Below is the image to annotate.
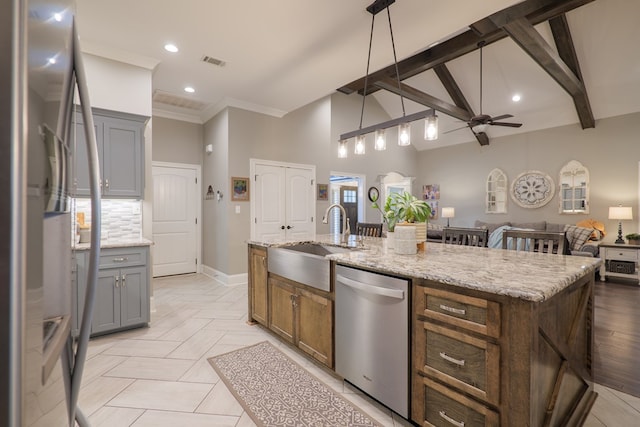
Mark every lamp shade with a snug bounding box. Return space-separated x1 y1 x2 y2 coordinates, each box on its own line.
608 206 633 220
424 114 438 141
441 207 455 218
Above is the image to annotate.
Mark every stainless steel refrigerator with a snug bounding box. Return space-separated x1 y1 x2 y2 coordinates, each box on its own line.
2 1 101 425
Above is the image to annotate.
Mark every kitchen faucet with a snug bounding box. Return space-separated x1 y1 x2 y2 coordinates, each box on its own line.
322 203 351 244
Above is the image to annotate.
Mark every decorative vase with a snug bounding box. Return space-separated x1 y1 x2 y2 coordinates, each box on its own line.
414 222 427 243
394 224 417 255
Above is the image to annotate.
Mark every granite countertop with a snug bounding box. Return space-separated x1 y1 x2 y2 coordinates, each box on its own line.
249 234 603 302
73 237 153 251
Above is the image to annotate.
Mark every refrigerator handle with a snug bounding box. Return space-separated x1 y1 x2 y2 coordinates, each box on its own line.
66 19 102 427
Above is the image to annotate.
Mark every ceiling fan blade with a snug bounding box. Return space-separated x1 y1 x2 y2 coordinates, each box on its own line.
443 124 470 134
491 121 522 128
489 114 513 121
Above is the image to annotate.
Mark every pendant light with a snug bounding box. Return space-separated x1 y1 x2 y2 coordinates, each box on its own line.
337 0 437 157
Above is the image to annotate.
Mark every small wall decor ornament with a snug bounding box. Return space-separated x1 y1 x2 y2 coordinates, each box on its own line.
511 170 555 208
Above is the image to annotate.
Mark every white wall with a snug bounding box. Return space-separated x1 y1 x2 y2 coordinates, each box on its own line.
416 112 640 241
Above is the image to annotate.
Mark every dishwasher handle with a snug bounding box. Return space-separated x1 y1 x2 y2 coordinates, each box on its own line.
336 274 405 300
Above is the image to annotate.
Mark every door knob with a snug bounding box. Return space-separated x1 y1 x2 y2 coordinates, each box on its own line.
287 225 293 229
281 225 285 230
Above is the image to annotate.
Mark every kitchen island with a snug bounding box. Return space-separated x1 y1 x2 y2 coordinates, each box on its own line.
248 235 601 426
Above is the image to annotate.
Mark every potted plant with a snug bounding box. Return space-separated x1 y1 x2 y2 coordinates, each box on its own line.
388 191 432 245
625 233 640 245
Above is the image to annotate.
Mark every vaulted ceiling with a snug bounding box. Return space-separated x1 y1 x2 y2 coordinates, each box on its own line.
76 0 640 150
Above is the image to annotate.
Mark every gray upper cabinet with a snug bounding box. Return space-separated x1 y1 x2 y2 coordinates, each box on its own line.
74 108 147 198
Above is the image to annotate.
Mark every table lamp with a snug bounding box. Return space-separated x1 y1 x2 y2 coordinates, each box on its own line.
441 207 455 227
608 205 633 244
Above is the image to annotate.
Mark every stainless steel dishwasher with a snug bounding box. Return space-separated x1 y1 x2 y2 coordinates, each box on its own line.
335 265 410 418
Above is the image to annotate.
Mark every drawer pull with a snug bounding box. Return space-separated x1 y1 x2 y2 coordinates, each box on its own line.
122 274 126 286
113 257 128 263
439 304 466 315
439 352 465 367
439 410 465 427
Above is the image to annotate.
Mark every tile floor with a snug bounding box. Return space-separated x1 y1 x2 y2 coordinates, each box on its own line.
69 273 639 426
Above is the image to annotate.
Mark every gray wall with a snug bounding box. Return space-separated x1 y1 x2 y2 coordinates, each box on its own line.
152 116 203 165
416 112 640 238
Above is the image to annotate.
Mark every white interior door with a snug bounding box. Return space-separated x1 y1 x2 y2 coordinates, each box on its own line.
252 160 315 241
152 163 199 277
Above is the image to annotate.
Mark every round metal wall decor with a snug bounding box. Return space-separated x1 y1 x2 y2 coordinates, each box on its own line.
510 170 555 208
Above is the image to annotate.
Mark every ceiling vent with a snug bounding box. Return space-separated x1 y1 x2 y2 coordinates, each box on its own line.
201 55 226 67
153 90 209 111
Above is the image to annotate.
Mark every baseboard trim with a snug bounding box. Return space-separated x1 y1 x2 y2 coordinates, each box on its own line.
202 265 248 287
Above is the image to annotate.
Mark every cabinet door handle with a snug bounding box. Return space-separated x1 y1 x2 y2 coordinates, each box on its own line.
105 178 110 189
113 257 128 263
439 410 465 427
286 225 293 229
439 304 465 315
122 274 126 286
115 276 119 288
439 352 465 367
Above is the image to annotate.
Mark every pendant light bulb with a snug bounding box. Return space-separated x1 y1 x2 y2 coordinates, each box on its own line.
424 113 438 141
398 122 411 146
338 140 348 158
374 129 386 151
354 135 366 155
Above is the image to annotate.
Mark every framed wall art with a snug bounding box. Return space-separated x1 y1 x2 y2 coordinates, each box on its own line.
317 183 328 201
510 170 554 208
231 177 250 201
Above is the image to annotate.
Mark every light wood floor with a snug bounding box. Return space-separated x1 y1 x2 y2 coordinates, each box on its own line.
593 277 640 397
53 274 639 426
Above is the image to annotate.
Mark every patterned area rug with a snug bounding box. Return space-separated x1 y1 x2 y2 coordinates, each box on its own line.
208 341 381 427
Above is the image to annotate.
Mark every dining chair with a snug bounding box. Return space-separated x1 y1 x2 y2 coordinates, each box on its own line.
442 227 489 247
502 230 567 254
355 222 383 237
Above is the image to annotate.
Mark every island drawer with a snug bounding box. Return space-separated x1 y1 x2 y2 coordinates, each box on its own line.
603 247 638 262
416 286 500 339
416 321 500 406
413 375 499 427
99 247 147 269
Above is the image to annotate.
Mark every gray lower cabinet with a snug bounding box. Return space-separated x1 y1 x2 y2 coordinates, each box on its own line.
74 108 147 198
73 246 150 336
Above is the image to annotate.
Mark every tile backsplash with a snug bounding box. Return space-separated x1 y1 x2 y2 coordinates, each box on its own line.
74 199 142 240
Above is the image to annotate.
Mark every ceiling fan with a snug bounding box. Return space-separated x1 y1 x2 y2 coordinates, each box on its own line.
445 41 522 135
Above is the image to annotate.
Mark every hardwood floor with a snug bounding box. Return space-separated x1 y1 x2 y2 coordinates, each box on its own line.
594 277 640 397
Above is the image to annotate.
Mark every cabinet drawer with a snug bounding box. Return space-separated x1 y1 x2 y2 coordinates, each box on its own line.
418 322 500 405
417 376 499 427
99 247 147 269
605 247 638 262
417 286 500 338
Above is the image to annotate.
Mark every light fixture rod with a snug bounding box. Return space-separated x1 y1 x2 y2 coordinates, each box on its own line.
340 109 435 141
387 6 405 117
359 13 376 130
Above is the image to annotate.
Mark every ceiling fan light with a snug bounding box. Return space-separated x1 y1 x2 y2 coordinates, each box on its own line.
338 140 348 158
472 123 488 133
398 122 411 146
374 129 386 151
424 114 438 140
354 135 366 155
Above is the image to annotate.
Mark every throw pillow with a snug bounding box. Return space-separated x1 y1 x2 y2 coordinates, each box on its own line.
564 225 593 251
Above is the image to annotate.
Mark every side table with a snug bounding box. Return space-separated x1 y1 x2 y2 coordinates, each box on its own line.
599 242 640 282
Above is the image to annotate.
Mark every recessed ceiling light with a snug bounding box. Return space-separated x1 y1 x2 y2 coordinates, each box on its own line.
512 94 522 102
164 44 179 53
184 86 195 93
53 13 63 22
48 57 57 65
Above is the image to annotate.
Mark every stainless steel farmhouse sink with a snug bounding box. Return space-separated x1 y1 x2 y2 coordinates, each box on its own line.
267 243 354 292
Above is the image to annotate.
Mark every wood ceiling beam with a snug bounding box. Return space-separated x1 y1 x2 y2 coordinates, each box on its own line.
337 0 594 95
499 16 595 128
372 76 471 121
433 64 491 146
549 14 595 128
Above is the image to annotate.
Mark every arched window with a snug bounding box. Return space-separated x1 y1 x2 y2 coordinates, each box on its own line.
559 160 589 214
486 168 507 214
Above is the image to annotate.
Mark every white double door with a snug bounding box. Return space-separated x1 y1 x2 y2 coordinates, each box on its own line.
252 160 315 242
